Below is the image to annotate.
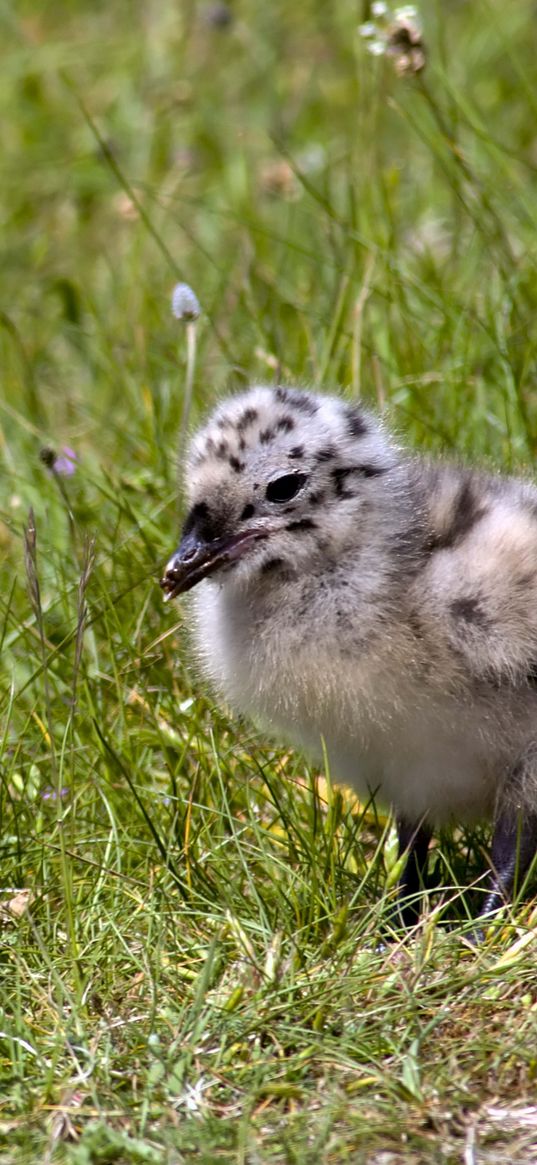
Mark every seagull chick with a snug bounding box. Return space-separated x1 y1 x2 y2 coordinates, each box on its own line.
161 384 537 923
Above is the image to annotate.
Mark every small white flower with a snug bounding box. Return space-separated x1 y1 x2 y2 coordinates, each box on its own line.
368 40 386 55
372 1 389 16
175 1075 212 1114
394 4 419 21
358 21 377 38
172 282 201 322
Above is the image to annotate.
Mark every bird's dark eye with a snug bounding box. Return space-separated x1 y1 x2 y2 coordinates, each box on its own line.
265 473 308 503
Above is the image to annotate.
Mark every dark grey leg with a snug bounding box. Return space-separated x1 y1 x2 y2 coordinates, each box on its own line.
478 802 537 919
394 817 432 926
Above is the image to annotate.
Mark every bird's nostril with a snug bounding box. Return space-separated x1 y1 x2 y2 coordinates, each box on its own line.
165 551 190 577
240 503 255 522
182 546 198 562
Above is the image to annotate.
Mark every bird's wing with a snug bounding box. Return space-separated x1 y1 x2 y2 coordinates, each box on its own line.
417 471 537 687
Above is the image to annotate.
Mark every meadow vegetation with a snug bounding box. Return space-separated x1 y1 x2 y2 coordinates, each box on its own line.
2 1 537 1161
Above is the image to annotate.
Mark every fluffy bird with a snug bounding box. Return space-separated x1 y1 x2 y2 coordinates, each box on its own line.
161 384 537 923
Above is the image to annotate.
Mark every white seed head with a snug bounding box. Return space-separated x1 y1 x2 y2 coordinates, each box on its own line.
171 282 201 322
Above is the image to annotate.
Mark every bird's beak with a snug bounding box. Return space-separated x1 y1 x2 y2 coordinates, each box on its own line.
160 526 268 600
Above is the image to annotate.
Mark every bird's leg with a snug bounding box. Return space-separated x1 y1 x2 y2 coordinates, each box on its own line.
478 801 537 919
393 816 432 926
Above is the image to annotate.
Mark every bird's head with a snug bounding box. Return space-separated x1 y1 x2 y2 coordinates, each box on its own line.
161 385 399 599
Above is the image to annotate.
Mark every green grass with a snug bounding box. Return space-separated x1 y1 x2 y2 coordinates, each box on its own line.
3 1 537 1161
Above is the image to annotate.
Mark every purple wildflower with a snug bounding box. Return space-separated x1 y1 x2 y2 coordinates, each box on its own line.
54 447 78 477
42 786 70 801
40 446 78 477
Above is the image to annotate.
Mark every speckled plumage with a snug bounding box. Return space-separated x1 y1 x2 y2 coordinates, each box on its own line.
162 384 537 920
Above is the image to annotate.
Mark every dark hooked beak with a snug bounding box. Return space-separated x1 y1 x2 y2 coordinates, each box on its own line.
160 526 268 600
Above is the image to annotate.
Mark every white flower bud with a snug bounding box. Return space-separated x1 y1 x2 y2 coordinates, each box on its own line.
171 282 201 322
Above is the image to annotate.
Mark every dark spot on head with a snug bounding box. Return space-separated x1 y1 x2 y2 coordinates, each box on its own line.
182 501 209 536
238 437 246 452
182 500 219 542
236 407 258 432
259 428 274 444
308 491 325 506
289 445 304 460
275 387 292 405
331 463 388 497
344 406 369 439
260 556 285 574
429 478 487 553
332 467 356 499
450 596 491 627
217 416 233 429
275 387 318 415
216 441 229 459
253 482 259 491
356 463 389 478
275 415 295 433
239 503 255 522
229 455 245 473
286 518 317 532
315 447 337 463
